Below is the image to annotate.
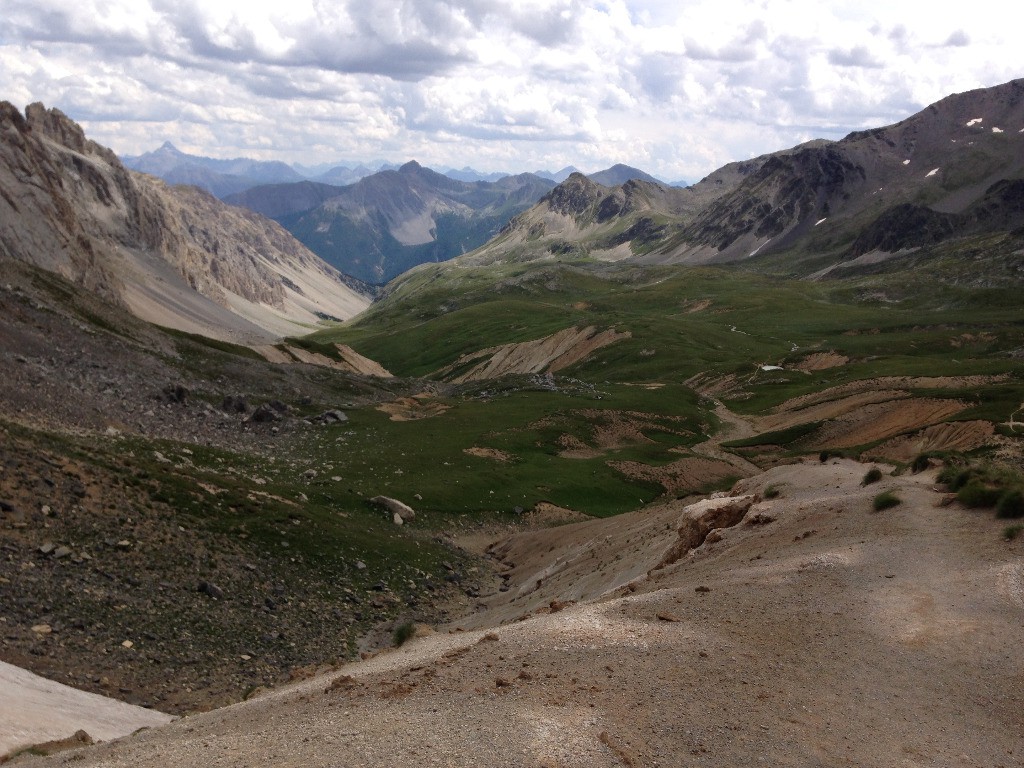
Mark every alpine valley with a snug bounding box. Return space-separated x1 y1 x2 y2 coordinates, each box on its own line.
1 80 1023 768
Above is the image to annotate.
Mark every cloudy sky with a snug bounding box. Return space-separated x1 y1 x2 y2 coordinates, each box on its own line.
2 0 1019 181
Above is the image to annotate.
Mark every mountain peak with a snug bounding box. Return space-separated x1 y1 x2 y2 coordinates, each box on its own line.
398 160 422 173
158 141 180 152
24 102 88 154
589 164 661 187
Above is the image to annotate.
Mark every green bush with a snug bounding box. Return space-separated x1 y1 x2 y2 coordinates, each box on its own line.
951 468 982 492
872 491 900 511
910 454 931 474
392 621 416 647
995 489 1024 519
956 481 1002 509
1004 524 1024 541
819 450 830 463
763 485 781 499
862 467 884 485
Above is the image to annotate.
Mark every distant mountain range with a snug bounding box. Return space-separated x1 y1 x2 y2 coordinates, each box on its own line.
123 144 672 198
122 145 674 281
219 163 676 283
225 162 555 283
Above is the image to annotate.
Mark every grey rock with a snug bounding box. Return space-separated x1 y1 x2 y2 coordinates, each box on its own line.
369 495 416 522
198 580 225 600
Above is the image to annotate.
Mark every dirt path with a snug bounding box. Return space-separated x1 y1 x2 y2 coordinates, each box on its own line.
689 397 761 474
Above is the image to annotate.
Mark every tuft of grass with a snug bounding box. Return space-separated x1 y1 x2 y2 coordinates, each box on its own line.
872 491 901 511
763 484 781 499
995 489 1024 519
862 467 884 485
957 480 1003 509
910 454 932 474
1004 524 1024 541
392 621 416 647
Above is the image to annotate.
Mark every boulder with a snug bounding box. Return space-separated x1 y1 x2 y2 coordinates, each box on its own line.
250 403 281 423
198 580 225 600
222 395 248 414
369 496 416 523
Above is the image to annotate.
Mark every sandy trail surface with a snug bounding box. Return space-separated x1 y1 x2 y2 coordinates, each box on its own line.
27 459 1024 768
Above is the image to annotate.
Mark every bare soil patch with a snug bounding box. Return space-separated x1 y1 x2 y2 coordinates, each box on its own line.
867 420 996 462
463 447 514 463
555 409 692 459
376 394 450 421
792 351 849 371
438 326 630 383
770 374 1007 413
608 455 739 495
799 397 970 450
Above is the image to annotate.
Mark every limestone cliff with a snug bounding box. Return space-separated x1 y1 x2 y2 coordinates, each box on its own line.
0 102 371 342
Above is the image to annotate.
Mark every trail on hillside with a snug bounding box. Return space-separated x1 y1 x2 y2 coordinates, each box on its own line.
689 397 761 474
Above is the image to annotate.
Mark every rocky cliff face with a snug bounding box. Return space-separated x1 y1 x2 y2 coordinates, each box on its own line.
0 102 371 342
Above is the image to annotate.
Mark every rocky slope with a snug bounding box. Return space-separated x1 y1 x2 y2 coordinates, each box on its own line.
466 79 1024 270
0 103 371 343
0 259 473 717
20 459 1024 767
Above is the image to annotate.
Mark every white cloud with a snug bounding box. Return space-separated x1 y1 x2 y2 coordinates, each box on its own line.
0 0 1019 181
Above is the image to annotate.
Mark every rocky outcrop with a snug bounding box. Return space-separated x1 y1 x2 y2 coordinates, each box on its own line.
654 493 758 570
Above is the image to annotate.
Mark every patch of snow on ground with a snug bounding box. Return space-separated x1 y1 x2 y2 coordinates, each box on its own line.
966 118 984 127
815 218 827 226
760 365 784 371
926 168 940 178
993 127 1004 133
902 159 910 165
748 238 771 257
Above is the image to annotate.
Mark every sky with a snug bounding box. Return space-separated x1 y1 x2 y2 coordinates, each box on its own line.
2 0 1020 182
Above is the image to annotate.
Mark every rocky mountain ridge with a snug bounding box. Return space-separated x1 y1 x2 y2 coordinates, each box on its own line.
466 79 1024 271
0 103 372 343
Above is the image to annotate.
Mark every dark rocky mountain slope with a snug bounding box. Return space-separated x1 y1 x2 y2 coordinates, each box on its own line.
466 79 1024 271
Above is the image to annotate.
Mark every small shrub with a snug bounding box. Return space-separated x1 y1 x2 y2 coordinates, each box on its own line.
956 481 1002 509
862 467 883 485
995 489 1024 519
873 491 900 511
819 450 830 463
392 621 416 647
1004 524 1024 541
910 454 931 474
948 468 979 492
763 485 781 499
